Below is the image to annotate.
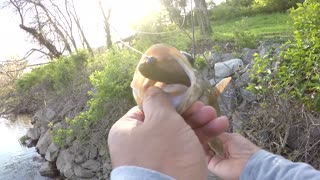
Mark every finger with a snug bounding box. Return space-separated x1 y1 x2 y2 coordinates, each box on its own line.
195 116 229 142
120 106 144 122
186 106 218 129
182 101 205 118
142 86 177 122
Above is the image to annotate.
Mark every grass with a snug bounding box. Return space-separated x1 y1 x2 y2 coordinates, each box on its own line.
211 13 293 42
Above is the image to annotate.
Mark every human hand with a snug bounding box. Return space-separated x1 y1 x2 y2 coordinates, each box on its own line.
108 87 229 179
208 133 260 180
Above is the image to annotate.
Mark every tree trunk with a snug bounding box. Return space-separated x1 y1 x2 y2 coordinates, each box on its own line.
194 0 212 37
99 0 113 49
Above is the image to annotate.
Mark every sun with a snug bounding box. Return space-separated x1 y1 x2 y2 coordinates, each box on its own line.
105 0 163 38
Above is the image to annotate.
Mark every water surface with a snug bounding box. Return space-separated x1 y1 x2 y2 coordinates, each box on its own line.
0 115 51 180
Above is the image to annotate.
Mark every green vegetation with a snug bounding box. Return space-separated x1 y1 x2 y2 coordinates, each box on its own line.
13 0 319 152
50 49 139 147
16 51 89 95
248 0 320 111
212 13 292 43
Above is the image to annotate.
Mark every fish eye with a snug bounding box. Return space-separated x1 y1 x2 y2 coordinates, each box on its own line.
146 56 157 64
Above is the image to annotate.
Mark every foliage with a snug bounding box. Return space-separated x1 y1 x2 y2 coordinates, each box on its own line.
248 0 320 111
232 17 257 49
51 49 140 145
210 2 259 21
253 0 304 12
195 52 210 70
16 51 88 94
211 13 292 43
132 10 191 51
210 0 303 21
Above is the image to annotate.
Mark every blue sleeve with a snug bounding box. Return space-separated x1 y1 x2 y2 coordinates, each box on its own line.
241 150 320 180
111 166 175 180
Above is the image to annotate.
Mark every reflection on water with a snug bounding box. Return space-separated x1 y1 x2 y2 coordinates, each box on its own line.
0 115 51 180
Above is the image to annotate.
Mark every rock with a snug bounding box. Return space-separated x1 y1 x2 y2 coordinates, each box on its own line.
33 108 57 128
242 49 258 65
98 145 107 157
210 51 223 63
25 139 37 148
27 128 41 140
62 162 74 178
258 42 280 58
219 83 236 116
88 145 98 159
235 71 251 88
240 88 257 102
81 159 101 172
36 129 52 156
214 59 244 78
70 140 81 153
221 53 236 62
56 149 75 170
45 142 60 162
74 165 94 178
39 162 59 177
232 111 247 133
74 153 87 164
102 161 112 175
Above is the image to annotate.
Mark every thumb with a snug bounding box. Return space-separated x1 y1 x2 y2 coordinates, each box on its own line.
142 86 177 123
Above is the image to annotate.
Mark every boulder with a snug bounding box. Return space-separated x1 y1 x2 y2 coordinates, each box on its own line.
214 59 244 78
74 164 94 178
258 42 280 58
242 49 258 65
235 71 251 88
39 161 59 177
26 128 41 140
240 88 257 103
25 139 37 148
81 159 101 172
36 129 52 156
102 161 112 177
33 108 57 128
45 142 60 162
62 162 74 179
210 51 223 63
221 53 236 62
56 149 75 170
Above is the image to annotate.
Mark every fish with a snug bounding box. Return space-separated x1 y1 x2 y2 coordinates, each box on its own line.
131 44 231 156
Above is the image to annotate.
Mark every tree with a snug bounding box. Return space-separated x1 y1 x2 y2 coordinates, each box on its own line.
98 0 112 49
160 0 187 26
194 0 212 37
5 0 93 59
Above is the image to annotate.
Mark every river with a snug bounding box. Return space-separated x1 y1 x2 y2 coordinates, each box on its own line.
0 115 51 180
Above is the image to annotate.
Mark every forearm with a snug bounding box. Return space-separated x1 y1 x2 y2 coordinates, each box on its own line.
241 150 320 180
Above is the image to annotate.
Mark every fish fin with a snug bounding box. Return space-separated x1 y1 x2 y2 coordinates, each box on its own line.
213 77 232 97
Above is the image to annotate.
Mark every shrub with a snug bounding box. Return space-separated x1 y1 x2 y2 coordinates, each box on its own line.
51 49 140 145
248 0 320 111
16 51 89 94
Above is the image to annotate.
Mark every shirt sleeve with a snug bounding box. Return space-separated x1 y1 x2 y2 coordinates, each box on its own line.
111 166 175 180
241 150 320 180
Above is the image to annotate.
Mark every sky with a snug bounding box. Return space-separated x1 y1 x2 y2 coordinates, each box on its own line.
0 0 225 64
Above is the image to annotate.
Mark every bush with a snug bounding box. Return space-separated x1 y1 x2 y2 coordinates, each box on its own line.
248 0 320 111
51 49 140 145
16 51 89 94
